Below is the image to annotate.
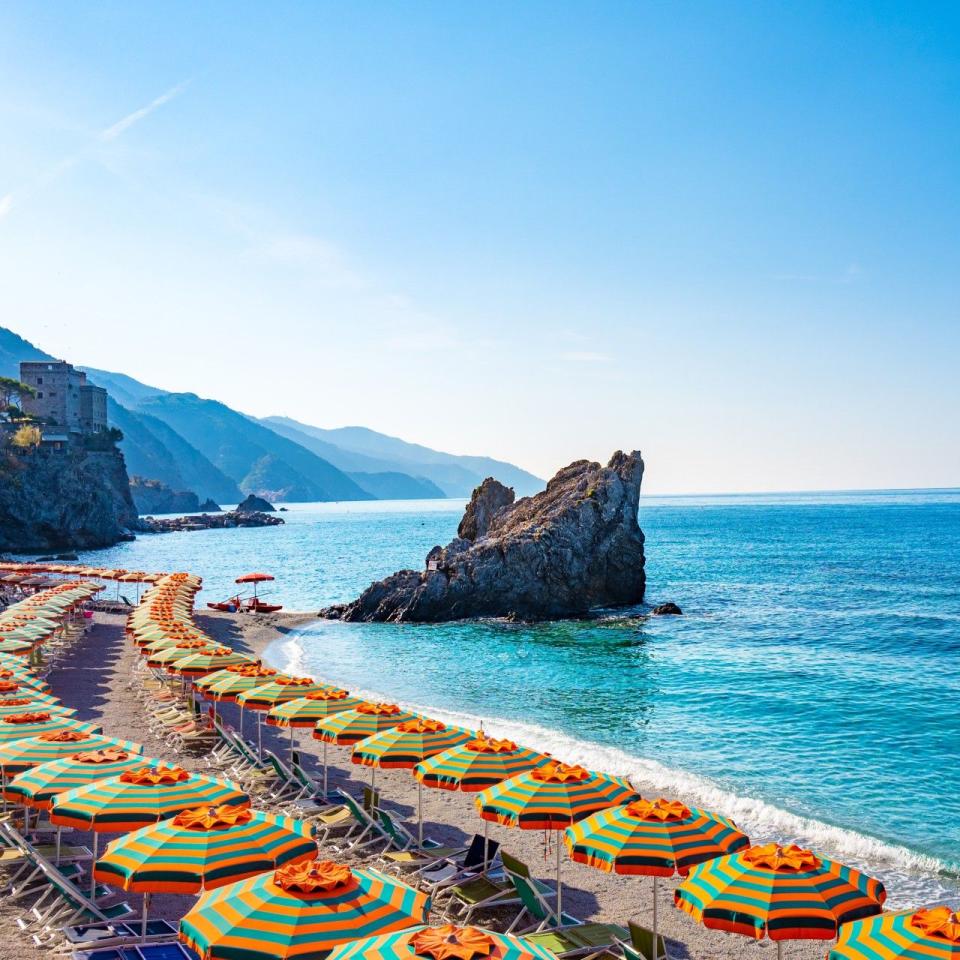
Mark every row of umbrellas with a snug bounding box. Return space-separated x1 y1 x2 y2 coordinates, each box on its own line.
3 565 958 960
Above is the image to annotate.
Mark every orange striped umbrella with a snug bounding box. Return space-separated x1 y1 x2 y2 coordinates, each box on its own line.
476 760 638 920
179 859 429 960
0 730 143 775
565 798 749 950
829 906 960 960
0 713 101 743
675 842 886 959
352 718 474 846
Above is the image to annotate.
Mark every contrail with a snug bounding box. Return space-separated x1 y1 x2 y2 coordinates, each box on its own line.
99 79 190 141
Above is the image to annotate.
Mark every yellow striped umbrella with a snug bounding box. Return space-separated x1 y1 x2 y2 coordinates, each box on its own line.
147 641 218 669
169 647 257 677
565 798 750 950
0 713 101 744
0 699 74 718
326 924 559 960
205 666 283 702
353 718 475 846
0 730 143 775
237 677 331 756
266 688 363 767
5 748 155 809
829 906 960 960
476 760 639 920
179 859 429 960
675 842 886 960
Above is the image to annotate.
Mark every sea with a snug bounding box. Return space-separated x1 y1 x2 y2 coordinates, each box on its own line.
77 488 960 908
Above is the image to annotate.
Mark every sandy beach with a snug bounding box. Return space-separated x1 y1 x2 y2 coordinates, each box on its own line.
0 606 843 960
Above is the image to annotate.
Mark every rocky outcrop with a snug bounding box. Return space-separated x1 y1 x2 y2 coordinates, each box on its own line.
0 445 140 552
129 476 210 515
141 509 283 533
198 498 221 512
236 493 276 513
322 450 645 622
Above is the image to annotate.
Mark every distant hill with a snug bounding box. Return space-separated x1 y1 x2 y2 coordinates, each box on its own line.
0 324 544 504
262 416 544 497
135 393 373 502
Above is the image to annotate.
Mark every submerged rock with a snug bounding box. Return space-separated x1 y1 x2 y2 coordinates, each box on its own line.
321 450 646 623
651 602 683 616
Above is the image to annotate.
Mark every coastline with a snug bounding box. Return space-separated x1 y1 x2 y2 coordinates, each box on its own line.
16 608 952 960
241 613 957 914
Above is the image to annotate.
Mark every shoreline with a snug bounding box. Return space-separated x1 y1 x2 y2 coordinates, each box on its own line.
234 612 958 913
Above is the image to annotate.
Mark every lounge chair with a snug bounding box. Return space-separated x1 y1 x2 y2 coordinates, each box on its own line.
501 850 571 932
525 923 631 959
374 809 463 868
438 871 520 925
65 919 179 949
73 943 199 960
615 920 668 960
420 834 500 891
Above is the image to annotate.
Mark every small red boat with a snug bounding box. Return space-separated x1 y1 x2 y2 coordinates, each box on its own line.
207 596 242 613
244 597 283 614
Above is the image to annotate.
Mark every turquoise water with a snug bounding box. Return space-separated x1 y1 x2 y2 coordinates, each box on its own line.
79 490 960 906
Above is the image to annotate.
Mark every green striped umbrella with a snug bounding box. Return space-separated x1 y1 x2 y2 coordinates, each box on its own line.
565 797 750 949
147 642 218 669
238 677 332 757
236 677 331 710
179 859 430 960
413 736 548 793
314 703 416 798
95 803 316 893
0 731 143 775
353 718 475 846
0 713 101 744
829 906 960 960
5 748 156 809
169 648 257 677
205 668 283 702
476 760 639 920
0 700 75 719
97 802 317 940
266 689 363 766
326 923 558 960
0 690 62 707
675 842 886 958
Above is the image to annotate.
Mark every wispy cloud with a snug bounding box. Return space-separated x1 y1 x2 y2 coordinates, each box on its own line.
563 350 613 363
99 80 190 142
0 80 190 222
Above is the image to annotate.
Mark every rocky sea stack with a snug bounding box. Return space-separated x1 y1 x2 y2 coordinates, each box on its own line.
322 450 645 623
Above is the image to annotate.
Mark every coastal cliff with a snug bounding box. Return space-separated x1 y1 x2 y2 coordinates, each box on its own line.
0 444 139 552
322 450 645 622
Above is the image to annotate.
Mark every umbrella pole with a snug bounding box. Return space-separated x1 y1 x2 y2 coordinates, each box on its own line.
777 944 782 960
653 876 659 960
257 713 263 758
290 725 295 762
322 740 328 797
1 772 6 814
418 781 423 848
484 820 489 867
555 835 563 922
239 705 244 737
55 826 62 865
142 891 150 942
90 832 98 897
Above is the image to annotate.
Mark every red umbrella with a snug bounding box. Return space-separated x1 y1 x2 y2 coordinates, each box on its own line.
234 573 275 602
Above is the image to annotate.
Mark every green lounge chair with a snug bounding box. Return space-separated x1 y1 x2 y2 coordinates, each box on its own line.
501 850 572 932
439 872 521 925
526 923 631 959
616 920 668 960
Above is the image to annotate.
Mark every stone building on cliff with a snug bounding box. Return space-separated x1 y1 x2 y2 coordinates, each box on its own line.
19 360 107 436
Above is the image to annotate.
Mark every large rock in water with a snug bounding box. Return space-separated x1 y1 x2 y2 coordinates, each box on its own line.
322 450 645 622
236 493 276 513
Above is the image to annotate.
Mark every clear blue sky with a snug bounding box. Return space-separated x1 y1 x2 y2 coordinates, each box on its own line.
1 2 957 493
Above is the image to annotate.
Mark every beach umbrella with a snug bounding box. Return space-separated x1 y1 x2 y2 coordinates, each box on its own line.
414 735 549 864
0 730 142 775
326 923 558 960
5 748 155 808
0 690 62 708
565 798 750 954
314 702 417 796
51 764 249 894
237 677 330 756
353 718 475 846
169 647 257 678
829 905 960 960
0 712 101 744
204 665 282 701
476 760 639 921
95 802 317 940
0 699 75 718
234 572 274 602
147 641 218 669
266 688 362 762
675 842 886 959
179 858 429 960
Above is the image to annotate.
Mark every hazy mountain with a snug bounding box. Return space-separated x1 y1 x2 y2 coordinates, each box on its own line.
135 393 373 502
262 416 544 497
1 324 543 503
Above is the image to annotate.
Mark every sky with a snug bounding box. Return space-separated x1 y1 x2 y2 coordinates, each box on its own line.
0 2 958 494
